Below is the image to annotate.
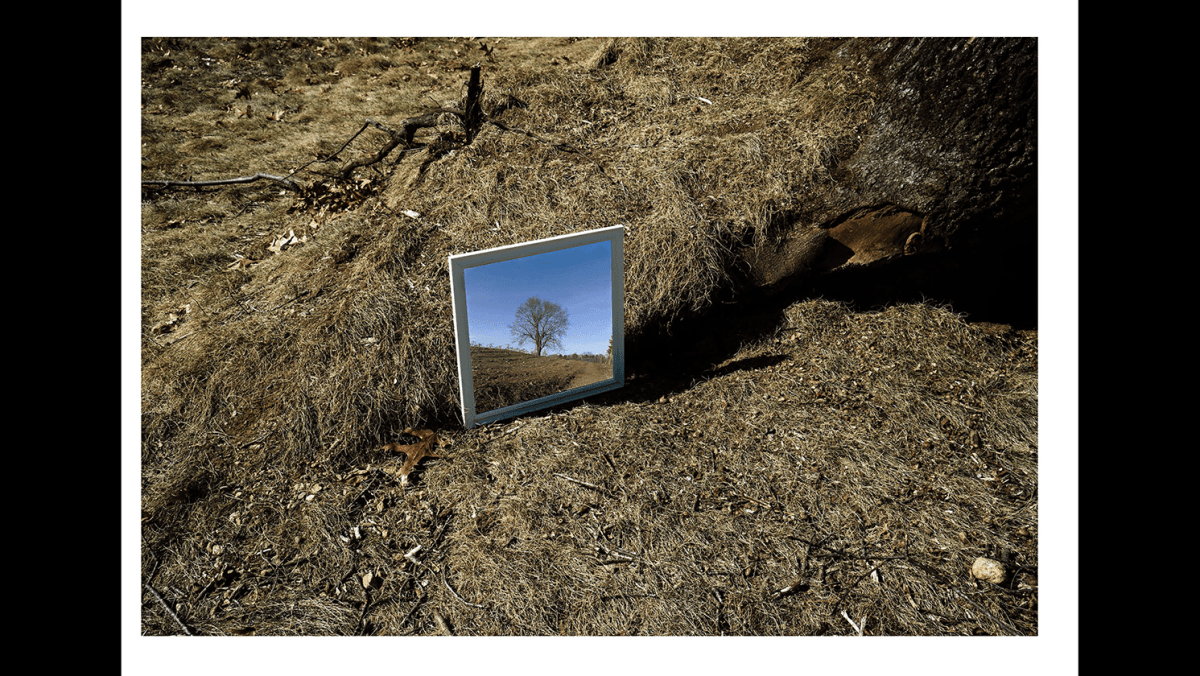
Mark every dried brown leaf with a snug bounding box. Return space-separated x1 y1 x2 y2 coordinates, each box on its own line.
379 428 446 485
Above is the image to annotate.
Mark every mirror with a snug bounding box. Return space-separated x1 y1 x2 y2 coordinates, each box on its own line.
449 225 625 428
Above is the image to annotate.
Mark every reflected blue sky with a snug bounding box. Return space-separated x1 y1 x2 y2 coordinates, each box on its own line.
463 241 612 356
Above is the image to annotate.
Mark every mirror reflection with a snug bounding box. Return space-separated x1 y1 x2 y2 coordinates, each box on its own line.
464 241 613 415
449 225 624 428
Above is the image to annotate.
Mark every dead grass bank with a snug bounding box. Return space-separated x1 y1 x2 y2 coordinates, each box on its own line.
139 38 1037 636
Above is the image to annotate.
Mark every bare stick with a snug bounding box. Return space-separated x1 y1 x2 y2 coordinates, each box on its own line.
442 569 486 609
558 472 623 500
275 120 378 180
464 64 484 139
337 131 407 180
398 592 426 629
554 473 609 494
144 582 194 636
483 116 613 183
357 590 374 634
330 120 380 159
143 173 303 191
404 545 423 565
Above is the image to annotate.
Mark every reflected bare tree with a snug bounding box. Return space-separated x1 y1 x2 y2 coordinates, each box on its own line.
509 297 569 357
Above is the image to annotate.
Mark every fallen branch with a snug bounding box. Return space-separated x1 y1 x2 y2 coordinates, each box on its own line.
142 64 612 199
144 582 194 636
335 110 463 179
142 172 302 192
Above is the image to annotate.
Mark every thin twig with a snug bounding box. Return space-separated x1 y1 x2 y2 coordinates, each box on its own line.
555 473 612 495
285 120 377 180
485 118 615 184
841 609 865 636
398 591 426 629
728 491 772 508
144 582 194 636
442 569 486 609
142 173 302 191
792 536 909 563
595 542 639 561
357 590 373 635
953 589 1024 636
808 550 908 561
428 512 453 551
404 545 422 565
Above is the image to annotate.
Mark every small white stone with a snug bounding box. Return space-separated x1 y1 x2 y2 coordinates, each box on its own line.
971 557 1006 584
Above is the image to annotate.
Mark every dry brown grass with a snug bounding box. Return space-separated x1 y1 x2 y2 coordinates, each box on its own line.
139 38 1038 637
141 296 1038 637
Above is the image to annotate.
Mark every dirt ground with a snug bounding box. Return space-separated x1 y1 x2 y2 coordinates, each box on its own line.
471 346 613 413
138 38 1042 643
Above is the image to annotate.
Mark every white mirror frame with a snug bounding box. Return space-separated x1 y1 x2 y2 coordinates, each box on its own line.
449 225 625 428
